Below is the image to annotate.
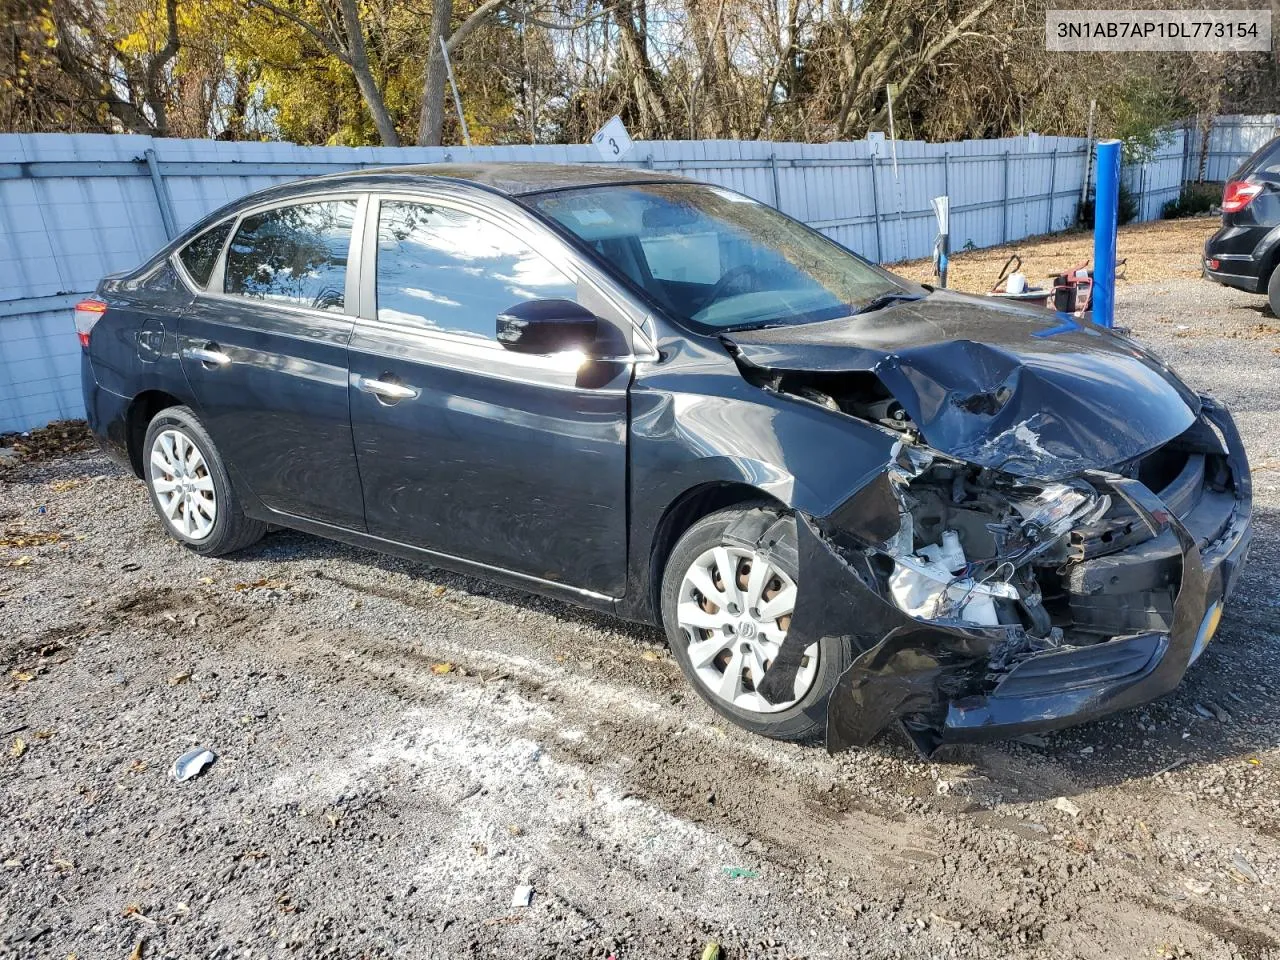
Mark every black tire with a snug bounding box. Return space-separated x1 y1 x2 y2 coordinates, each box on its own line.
1268 263 1280 319
660 503 853 742
142 405 267 557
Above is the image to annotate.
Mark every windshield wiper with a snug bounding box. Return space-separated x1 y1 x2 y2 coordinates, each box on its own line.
851 291 924 315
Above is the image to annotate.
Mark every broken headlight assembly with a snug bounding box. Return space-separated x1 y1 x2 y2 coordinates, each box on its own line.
868 442 1111 639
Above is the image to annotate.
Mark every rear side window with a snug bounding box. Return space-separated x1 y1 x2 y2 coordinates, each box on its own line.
224 200 357 313
178 221 232 288
374 200 578 340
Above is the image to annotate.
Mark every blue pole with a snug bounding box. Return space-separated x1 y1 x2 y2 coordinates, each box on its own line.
1092 139 1121 328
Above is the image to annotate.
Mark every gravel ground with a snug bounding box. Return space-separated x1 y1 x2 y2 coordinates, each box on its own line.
3 236 1280 959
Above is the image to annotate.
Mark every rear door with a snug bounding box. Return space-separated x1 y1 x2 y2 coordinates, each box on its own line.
178 195 367 530
347 191 635 596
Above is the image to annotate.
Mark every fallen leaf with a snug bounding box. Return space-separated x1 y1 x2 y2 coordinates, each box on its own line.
641 649 661 662
5 556 32 567
0 530 61 548
168 671 192 686
430 662 455 675
198 576 214 585
10 670 34 682
234 577 289 591
129 940 144 960
52 479 82 493
9 738 27 758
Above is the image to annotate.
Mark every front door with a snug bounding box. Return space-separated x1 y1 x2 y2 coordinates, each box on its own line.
347 195 630 596
179 196 366 530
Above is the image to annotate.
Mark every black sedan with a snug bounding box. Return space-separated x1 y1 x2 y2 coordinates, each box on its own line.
79 164 1252 754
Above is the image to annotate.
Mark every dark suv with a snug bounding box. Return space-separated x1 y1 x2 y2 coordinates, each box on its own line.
1203 133 1280 315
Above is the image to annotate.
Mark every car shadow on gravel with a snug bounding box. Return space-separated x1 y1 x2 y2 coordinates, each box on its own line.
225 526 667 647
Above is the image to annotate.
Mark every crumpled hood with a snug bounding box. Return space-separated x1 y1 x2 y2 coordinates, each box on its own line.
724 289 1200 480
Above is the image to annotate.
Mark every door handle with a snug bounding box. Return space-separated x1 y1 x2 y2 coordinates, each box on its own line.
183 344 231 368
356 376 420 402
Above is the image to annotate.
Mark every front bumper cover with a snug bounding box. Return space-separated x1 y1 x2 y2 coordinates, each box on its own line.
786 397 1252 757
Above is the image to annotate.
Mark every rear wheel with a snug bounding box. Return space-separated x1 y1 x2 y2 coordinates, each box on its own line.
660 504 853 742
1268 263 1280 318
143 406 267 557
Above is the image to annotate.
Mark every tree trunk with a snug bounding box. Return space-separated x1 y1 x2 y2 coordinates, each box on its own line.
417 0 454 145
337 0 400 145
613 0 669 137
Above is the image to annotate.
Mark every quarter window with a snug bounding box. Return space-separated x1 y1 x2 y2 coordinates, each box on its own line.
375 200 578 340
178 220 233 288
224 200 356 312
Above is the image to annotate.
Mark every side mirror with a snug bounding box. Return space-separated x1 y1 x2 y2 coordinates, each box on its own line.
496 299 599 355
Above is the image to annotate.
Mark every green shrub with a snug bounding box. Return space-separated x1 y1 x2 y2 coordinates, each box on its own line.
1078 183 1139 226
1161 182 1221 219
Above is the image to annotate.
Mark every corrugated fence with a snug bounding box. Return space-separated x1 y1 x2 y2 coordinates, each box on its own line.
0 121 1235 433
1187 113 1280 183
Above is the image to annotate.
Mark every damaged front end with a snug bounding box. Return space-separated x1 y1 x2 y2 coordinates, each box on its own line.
721 298 1252 753
757 398 1252 756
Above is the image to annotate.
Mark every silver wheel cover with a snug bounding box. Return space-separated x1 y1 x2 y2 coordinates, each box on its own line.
676 545 818 714
148 428 218 541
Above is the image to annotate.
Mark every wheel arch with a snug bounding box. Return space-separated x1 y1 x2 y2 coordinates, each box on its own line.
125 389 186 477
645 481 788 626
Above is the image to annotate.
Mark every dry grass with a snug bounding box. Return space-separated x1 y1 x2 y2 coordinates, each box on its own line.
893 216 1220 293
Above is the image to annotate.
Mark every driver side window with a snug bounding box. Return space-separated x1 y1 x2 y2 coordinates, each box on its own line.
374 200 580 341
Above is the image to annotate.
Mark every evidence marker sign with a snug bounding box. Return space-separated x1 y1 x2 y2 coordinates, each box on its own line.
592 116 635 162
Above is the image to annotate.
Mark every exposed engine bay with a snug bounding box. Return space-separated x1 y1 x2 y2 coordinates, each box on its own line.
880 448 1110 639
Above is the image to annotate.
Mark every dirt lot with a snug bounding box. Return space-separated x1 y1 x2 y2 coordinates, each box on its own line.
3 219 1280 960
894 216 1225 290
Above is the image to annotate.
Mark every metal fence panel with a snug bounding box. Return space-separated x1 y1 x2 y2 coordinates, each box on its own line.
1184 114 1280 182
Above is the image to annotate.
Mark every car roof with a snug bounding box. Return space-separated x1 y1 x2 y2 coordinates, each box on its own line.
285 162 691 199
372 162 686 195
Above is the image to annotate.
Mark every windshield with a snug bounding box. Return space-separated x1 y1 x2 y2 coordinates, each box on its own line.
526 183 915 331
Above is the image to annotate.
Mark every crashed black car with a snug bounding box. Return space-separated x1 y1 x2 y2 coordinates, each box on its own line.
80 164 1252 755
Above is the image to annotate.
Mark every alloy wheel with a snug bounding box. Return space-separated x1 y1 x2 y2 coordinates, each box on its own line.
676 545 818 713
148 428 217 541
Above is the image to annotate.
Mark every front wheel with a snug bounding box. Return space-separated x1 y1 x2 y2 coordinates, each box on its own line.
143 405 267 557
1268 264 1280 318
660 504 853 742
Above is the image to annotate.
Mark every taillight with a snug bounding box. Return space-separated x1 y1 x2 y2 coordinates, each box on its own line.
74 299 107 348
1221 179 1263 213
